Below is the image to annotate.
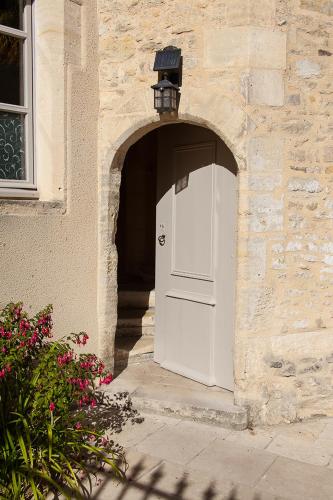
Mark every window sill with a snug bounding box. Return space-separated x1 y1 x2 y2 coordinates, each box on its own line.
0 188 40 200
0 192 66 216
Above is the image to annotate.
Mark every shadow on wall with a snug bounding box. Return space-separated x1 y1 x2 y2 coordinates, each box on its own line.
92 464 264 500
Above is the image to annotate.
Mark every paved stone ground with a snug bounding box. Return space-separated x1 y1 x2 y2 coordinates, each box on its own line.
90 410 333 499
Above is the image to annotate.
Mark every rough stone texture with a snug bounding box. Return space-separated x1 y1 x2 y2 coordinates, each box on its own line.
97 0 333 429
0 0 332 427
204 27 287 69
296 59 321 78
300 0 333 15
246 69 285 107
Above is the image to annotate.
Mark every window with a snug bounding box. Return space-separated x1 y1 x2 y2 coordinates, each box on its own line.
0 1 34 194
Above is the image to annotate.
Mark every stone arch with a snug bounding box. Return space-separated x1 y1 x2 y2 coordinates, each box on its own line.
97 99 249 389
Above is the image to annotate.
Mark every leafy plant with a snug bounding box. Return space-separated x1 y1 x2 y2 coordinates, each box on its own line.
0 302 124 499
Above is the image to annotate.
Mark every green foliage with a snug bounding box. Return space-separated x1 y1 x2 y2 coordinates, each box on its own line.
0 303 123 499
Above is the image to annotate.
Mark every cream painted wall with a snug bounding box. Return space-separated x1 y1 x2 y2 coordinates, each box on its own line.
0 0 99 352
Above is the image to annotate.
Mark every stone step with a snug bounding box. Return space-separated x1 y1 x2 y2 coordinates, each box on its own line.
116 325 155 337
117 308 155 327
114 336 154 374
117 307 155 337
106 360 248 431
131 386 248 431
118 289 155 309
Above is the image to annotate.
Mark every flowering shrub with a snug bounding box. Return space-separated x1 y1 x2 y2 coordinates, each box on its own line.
0 302 123 499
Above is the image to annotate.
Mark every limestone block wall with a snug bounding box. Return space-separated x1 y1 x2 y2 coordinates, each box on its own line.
0 0 100 352
98 0 333 424
236 0 333 424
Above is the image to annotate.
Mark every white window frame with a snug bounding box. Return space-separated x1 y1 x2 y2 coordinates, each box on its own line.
0 1 35 194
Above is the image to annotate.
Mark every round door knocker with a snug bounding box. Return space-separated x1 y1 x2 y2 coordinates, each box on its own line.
158 234 166 246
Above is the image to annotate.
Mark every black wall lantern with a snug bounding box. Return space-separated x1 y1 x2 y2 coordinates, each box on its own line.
151 46 182 113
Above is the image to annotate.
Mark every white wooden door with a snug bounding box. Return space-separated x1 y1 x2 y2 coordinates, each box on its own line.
154 124 237 390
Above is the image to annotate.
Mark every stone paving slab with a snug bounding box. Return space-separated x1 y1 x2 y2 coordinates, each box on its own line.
225 428 276 450
271 420 327 441
95 364 333 500
266 433 331 466
257 456 333 500
90 453 289 500
111 414 170 449
319 422 333 440
188 437 277 487
123 459 288 500
125 460 236 500
135 419 229 466
89 412 333 500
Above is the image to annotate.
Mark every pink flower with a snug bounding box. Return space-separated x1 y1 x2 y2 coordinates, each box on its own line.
14 307 22 318
19 320 30 331
80 360 94 370
98 363 105 374
75 422 82 430
82 333 89 345
0 364 11 379
101 437 109 447
57 351 73 366
90 399 97 408
75 333 89 346
28 331 39 346
49 402 55 412
77 394 90 407
100 373 113 385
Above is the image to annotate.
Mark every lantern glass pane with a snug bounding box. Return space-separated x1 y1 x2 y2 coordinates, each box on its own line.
164 89 171 97
163 95 171 109
155 97 162 109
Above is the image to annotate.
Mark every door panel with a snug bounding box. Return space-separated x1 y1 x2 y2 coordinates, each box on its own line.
164 298 214 385
172 143 215 280
154 124 237 390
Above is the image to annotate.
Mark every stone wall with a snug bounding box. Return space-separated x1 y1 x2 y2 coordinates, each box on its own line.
237 0 333 424
98 0 333 424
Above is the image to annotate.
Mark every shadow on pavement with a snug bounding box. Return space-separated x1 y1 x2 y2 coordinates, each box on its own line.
85 390 143 430
82 393 265 500
91 458 264 500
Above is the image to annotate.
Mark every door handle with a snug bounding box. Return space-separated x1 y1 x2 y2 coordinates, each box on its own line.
158 234 166 246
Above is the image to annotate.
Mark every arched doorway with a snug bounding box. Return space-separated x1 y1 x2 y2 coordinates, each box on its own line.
115 123 238 390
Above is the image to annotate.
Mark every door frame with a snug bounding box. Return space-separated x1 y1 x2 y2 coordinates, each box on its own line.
97 107 248 405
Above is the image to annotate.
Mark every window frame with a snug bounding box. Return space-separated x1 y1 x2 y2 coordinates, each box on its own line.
0 1 35 193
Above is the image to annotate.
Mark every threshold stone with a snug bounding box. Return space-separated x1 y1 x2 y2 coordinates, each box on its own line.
105 360 248 431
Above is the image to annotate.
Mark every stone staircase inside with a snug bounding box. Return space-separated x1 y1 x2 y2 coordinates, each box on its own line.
114 289 155 375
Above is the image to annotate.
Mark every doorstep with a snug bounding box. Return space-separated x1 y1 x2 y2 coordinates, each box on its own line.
104 359 248 431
